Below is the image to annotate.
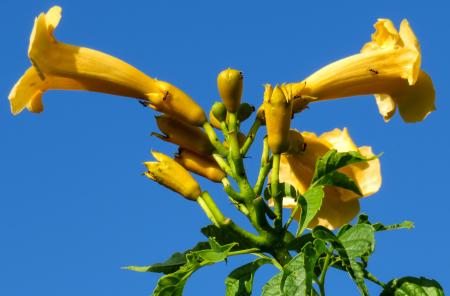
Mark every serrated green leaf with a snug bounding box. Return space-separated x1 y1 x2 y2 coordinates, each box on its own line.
261 253 307 296
381 276 444 296
296 186 324 236
123 241 210 274
338 224 375 258
262 272 284 296
314 171 362 195
197 237 238 262
312 149 369 183
152 238 240 296
123 252 186 274
372 220 414 232
312 226 369 296
302 241 326 295
225 258 271 296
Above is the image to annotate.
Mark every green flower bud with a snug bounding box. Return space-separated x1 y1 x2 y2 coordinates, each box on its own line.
237 103 255 122
211 101 227 122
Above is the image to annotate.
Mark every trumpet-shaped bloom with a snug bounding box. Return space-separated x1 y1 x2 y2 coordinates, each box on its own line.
144 151 201 201
279 128 381 230
288 19 435 123
9 6 206 126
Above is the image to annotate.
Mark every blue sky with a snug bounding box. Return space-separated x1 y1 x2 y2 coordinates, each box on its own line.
1 0 449 295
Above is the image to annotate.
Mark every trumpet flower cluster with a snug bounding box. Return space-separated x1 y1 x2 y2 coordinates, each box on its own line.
9 6 443 296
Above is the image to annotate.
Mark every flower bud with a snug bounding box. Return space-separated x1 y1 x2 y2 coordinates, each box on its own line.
211 101 227 122
144 151 201 200
237 103 255 122
154 115 214 155
264 84 293 154
217 68 243 113
175 149 226 182
148 80 207 126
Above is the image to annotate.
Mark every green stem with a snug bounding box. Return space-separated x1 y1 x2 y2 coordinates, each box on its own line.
240 119 262 156
228 248 261 256
221 178 246 202
203 122 228 156
228 112 246 179
318 252 332 296
198 191 226 225
253 137 272 196
213 153 234 177
271 153 282 230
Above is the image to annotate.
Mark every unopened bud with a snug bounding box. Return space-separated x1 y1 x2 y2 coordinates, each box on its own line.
217 68 243 113
144 151 201 200
237 103 255 122
211 101 227 122
154 115 214 155
175 149 226 182
264 84 293 154
148 80 207 126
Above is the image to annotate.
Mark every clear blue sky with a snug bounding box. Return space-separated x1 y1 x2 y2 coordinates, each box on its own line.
1 0 448 295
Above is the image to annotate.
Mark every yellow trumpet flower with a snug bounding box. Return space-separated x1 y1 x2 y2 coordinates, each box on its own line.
9 6 206 126
144 151 201 201
288 19 435 123
279 128 381 230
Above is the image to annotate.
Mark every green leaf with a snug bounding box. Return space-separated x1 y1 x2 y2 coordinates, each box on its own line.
312 149 369 183
196 237 238 262
296 186 324 236
264 182 299 201
381 276 444 296
338 224 375 258
262 253 307 296
314 171 362 195
372 221 414 232
152 238 240 296
225 258 271 296
302 241 327 295
312 226 369 296
123 241 209 274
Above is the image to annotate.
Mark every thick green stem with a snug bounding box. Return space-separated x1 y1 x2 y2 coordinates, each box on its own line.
271 153 283 230
221 178 246 202
198 191 226 225
213 153 234 177
227 112 246 179
240 119 262 156
203 122 228 156
253 137 272 196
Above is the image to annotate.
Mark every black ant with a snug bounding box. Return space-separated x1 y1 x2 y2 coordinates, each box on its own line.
369 68 379 75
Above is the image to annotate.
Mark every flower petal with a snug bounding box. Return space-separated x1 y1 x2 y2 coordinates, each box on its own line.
308 187 360 230
394 70 436 122
375 94 397 122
